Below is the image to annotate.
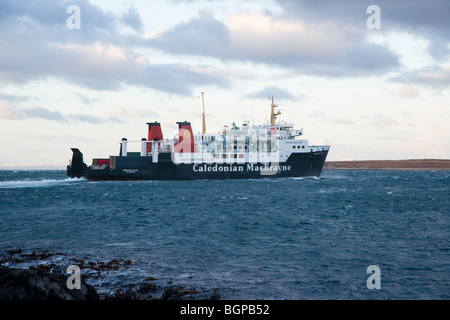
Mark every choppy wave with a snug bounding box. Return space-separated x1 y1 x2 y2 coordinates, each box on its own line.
1 169 449 299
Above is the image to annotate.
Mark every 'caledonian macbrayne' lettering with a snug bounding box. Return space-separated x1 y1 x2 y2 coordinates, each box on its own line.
192 163 292 173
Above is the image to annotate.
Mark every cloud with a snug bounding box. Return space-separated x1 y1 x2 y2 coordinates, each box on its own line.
121 6 144 33
307 110 354 125
330 118 355 125
0 0 117 40
24 106 66 122
108 106 157 119
283 1 450 86
1 0 447 94
244 86 297 101
363 113 399 127
411 67 450 87
224 12 368 64
0 1 229 95
308 111 327 118
151 10 230 57
69 113 123 124
0 93 31 103
276 0 450 61
276 0 450 29
398 85 419 98
392 66 450 89
150 10 399 76
0 100 122 124
0 101 23 119
76 93 100 106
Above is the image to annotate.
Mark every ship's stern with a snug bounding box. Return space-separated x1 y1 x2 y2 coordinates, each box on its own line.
67 148 87 178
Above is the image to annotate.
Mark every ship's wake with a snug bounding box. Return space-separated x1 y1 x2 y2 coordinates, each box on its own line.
0 177 85 189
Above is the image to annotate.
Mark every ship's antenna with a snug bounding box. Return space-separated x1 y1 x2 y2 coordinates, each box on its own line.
201 92 206 134
270 96 281 126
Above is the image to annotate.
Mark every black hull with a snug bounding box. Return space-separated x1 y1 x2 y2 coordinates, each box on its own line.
67 150 329 181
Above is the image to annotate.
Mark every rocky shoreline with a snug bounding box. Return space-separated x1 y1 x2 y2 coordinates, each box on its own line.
0 249 221 300
324 159 450 170
0 265 98 300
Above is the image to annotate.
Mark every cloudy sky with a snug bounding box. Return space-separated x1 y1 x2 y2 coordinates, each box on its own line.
0 0 449 168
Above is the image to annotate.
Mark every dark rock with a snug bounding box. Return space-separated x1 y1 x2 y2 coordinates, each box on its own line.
0 265 98 300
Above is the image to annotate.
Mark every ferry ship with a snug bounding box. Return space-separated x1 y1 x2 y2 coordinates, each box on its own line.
67 97 330 180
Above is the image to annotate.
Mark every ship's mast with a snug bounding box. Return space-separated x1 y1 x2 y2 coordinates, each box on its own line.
270 97 281 126
201 92 206 134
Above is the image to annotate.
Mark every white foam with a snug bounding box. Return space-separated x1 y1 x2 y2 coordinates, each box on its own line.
291 176 320 180
0 178 84 189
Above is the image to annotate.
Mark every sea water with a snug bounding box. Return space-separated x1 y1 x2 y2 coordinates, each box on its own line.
0 169 449 299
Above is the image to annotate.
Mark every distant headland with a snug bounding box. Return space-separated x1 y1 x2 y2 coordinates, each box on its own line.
324 159 450 170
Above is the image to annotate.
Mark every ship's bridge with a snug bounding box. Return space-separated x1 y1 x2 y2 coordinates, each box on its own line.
270 123 303 139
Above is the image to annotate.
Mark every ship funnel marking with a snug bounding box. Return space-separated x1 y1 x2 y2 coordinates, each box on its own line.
175 121 196 153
